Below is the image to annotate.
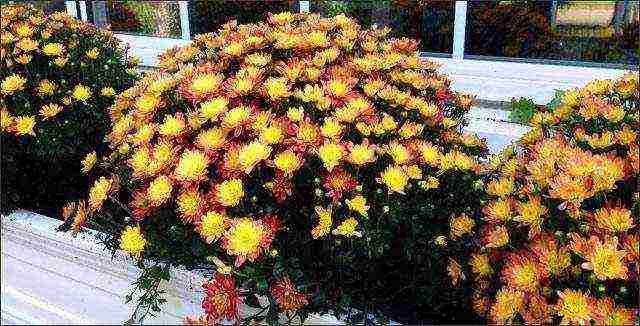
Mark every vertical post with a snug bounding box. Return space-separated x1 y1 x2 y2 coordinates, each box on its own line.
91 1 108 28
299 0 310 13
549 0 558 27
65 1 78 18
452 0 467 60
79 1 88 22
178 1 191 40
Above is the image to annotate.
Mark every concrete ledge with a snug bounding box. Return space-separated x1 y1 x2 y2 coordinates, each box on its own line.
1 210 343 325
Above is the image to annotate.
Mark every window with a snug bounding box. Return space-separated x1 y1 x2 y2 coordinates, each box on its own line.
188 1 296 37
465 0 639 65
22 0 67 14
86 1 183 38
310 0 455 54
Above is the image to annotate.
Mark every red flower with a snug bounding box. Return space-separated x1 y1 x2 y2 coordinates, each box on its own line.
202 274 241 323
322 167 357 203
270 276 309 312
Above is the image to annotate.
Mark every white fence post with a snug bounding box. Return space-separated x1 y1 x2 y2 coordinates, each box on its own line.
79 1 88 22
178 1 191 40
65 1 77 18
452 0 468 60
299 0 310 13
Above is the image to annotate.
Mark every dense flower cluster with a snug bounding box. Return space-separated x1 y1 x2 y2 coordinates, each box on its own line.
0 4 138 140
77 12 486 324
0 4 138 214
448 74 639 324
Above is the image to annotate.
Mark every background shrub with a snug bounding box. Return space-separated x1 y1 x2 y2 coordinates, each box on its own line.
0 4 138 216
448 74 639 324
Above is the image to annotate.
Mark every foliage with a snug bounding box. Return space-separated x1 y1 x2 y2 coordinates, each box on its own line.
508 96 537 125
71 11 488 324
123 262 171 324
0 4 138 215
447 74 639 324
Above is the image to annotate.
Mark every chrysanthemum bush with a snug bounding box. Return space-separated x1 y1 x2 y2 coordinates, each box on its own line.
447 74 639 324
0 4 138 215
69 12 488 324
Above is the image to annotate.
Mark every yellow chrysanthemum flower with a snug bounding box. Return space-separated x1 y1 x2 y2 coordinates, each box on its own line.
54 56 68 67
147 175 173 206
72 85 91 102
450 214 475 239
39 103 63 119
555 289 593 325
312 206 332 239
176 190 202 223
318 143 343 171
593 207 635 233
332 217 361 237
159 114 185 137
81 151 97 174
175 150 209 182
1 74 27 95
286 107 304 122
416 143 439 167
264 77 290 100
385 142 410 164
346 195 369 217
101 87 116 97
225 218 265 259
190 73 221 95
15 23 33 38
42 42 64 56
489 289 525 324
37 80 56 96
85 47 99 60
238 141 271 173
14 116 36 136
259 125 284 145
380 165 409 193
348 142 376 165
403 165 422 180
199 211 228 243
200 97 228 120
274 151 302 175
88 177 111 212
119 226 146 257
222 105 252 129
470 254 493 277
583 237 628 281
320 118 343 139
216 178 244 207
1 109 13 131
196 128 227 151
135 94 161 115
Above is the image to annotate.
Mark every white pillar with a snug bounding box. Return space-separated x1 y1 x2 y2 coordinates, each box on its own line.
299 1 310 13
178 1 191 40
452 0 467 60
79 1 88 22
65 1 77 19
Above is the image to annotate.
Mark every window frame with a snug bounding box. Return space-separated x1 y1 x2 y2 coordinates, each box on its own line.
64 0 635 102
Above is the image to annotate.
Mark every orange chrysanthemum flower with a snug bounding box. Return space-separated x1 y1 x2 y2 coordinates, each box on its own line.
270 276 309 312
